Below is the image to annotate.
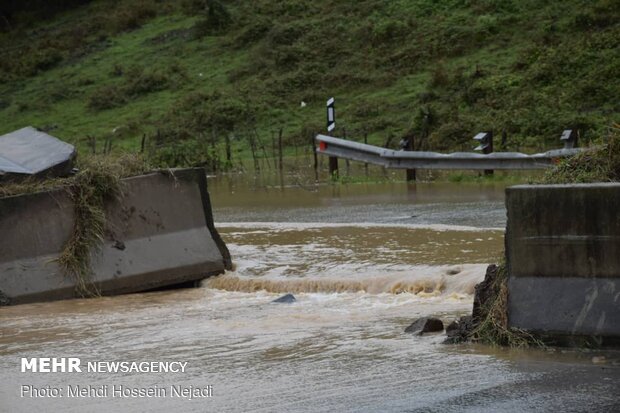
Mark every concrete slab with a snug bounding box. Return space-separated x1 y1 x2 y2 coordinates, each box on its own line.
0 126 76 180
506 183 620 340
508 276 619 337
0 168 231 305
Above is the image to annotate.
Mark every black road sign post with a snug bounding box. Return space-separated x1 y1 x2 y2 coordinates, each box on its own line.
326 97 338 178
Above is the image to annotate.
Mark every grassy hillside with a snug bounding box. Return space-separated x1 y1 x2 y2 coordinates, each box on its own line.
0 0 618 170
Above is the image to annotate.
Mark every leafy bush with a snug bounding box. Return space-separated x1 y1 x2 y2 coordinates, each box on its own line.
193 0 232 38
428 120 474 150
542 124 620 183
87 66 175 111
108 1 157 33
232 19 271 48
87 85 128 110
266 22 308 48
149 129 221 170
124 67 170 96
430 63 450 87
371 19 409 45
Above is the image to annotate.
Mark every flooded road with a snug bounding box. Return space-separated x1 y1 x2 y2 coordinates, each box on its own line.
1 178 618 412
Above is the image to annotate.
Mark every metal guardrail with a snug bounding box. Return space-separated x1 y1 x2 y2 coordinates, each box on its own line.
315 134 583 170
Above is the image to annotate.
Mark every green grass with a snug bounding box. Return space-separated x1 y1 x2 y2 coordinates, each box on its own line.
445 171 532 184
1 0 618 171
540 123 620 183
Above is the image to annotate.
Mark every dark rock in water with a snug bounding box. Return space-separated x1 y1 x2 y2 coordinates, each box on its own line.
404 317 444 335
0 289 10 306
272 293 296 303
473 264 499 323
443 315 474 344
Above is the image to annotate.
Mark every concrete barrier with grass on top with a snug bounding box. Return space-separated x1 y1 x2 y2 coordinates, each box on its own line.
0 168 231 305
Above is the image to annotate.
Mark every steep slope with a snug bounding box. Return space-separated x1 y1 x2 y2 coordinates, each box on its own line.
0 0 618 168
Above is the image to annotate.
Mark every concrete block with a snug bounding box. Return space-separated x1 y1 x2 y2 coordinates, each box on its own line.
508 277 619 336
0 168 230 305
506 183 620 339
506 183 620 279
0 126 76 180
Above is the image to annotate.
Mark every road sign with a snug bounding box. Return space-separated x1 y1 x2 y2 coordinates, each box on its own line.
326 97 335 132
560 129 578 149
473 132 493 153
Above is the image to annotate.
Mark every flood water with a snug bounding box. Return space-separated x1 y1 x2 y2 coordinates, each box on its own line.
1 176 619 412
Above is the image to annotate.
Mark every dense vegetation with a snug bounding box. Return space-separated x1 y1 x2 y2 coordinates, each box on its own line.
0 0 618 171
542 123 620 183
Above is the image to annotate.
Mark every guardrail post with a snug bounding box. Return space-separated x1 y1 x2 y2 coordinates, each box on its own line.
343 127 350 176
473 131 493 175
329 156 339 178
364 132 369 177
560 129 578 149
400 135 416 181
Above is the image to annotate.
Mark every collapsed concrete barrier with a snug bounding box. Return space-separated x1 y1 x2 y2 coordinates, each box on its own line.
0 168 231 305
506 183 620 344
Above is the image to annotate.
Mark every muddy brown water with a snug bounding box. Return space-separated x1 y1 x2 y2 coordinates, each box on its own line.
1 178 618 412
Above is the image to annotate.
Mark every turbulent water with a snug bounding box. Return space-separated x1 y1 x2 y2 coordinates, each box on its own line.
1 179 618 412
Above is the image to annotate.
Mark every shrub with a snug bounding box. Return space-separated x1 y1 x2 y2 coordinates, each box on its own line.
193 0 232 38
542 124 620 183
22 47 63 76
429 120 473 151
87 85 128 110
265 22 306 48
149 134 221 171
430 63 450 87
181 0 207 14
124 67 169 96
371 19 408 45
108 1 157 33
232 19 271 48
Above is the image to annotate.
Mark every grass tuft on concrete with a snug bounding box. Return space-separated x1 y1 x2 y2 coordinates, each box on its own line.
541 123 620 184
1 154 151 297
58 154 151 297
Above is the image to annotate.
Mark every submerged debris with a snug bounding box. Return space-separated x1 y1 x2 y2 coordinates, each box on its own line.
443 264 544 347
444 315 474 344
